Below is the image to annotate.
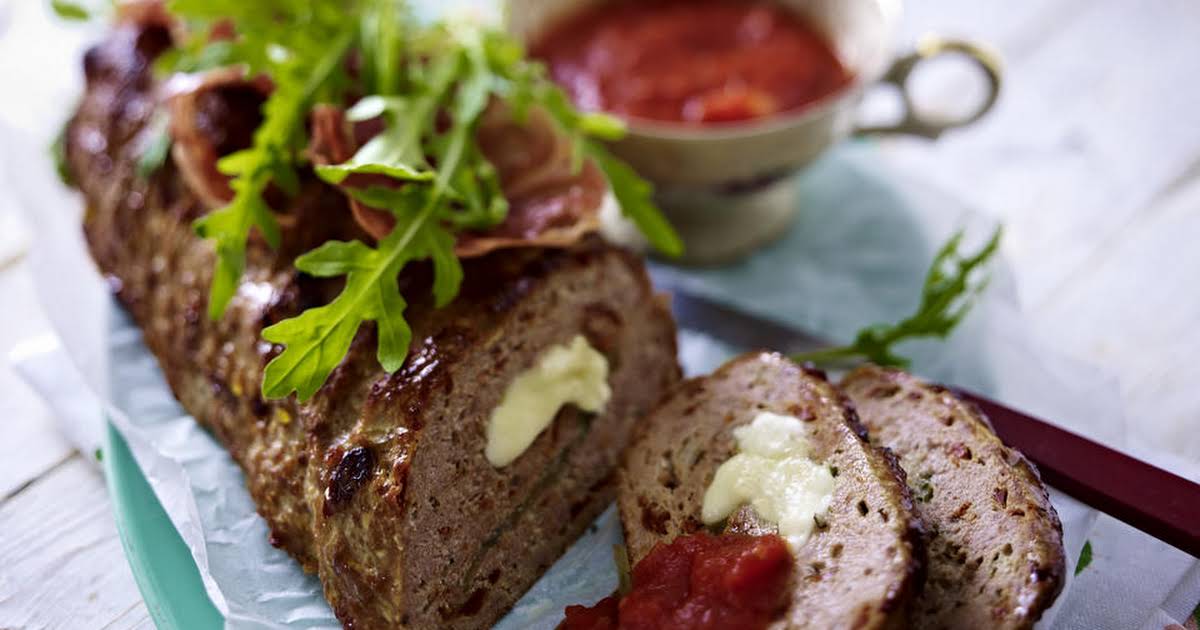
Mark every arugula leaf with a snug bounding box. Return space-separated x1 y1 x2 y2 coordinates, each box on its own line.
614 544 633 595
263 25 493 400
587 142 684 258
154 38 235 77
190 20 358 319
136 112 172 179
793 227 1002 368
314 93 442 184
537 80 626 152
357 0 408 96
262 200 447 400
51 122 74 186
1075 540 1093 575
342 187 468 307
51 0 90 21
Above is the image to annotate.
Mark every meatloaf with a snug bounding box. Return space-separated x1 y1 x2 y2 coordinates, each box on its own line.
618 352 924 629
67 19 681 629
842 365 1065 629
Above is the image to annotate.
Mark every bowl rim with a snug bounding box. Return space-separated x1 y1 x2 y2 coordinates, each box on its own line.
516 0 903 143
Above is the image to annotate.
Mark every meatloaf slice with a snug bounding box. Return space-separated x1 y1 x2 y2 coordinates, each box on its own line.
68 19 681 630
841 365 1065 630
618 352 924 630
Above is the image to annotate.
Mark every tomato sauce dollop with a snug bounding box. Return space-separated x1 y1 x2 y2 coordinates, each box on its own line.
561 533 794 630
532 0 852 125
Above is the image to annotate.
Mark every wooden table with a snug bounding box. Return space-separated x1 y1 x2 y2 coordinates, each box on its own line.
1 1 1197 628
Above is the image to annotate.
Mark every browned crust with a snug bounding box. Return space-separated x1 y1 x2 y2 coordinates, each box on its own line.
841 365 1065 630
68 22 681 629
618 352 924 630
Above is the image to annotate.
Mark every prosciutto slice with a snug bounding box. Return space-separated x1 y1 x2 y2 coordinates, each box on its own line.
166 67 271 208
308 101 606 257
457 103 606 257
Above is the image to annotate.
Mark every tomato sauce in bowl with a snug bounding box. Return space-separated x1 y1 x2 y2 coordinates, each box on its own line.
532 0 852 126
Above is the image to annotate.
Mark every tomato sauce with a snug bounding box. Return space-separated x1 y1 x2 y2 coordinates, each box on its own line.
561 533 794 630
532 0 851 125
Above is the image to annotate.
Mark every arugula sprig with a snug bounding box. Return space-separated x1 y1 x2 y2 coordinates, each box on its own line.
135 112 172 179
1074 540 1094 575
261 196 456 400
168 0 361 318
586 143 683 257
792 227 1002 368
259 20 679 400
262 25 484 400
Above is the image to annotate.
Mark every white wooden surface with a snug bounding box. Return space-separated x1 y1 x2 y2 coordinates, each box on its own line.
1 1 1198 628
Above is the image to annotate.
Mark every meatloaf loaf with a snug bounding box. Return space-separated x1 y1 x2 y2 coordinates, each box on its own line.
67 19 681 629
618 352 924 629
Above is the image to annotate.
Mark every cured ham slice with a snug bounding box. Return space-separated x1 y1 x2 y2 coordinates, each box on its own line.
166 67 271 208
308 101 606 257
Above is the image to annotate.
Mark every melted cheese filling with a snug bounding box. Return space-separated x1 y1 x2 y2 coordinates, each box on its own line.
702 411 835 548
485 335 610 467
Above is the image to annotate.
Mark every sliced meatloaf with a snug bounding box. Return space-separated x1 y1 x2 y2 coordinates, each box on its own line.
68 20 681 630
841 365 1065 630
618 352 924 630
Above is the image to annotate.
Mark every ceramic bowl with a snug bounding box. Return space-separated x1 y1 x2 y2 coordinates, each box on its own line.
509 0 1002 263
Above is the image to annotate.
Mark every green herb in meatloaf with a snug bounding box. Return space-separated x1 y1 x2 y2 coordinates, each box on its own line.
104 0 682 401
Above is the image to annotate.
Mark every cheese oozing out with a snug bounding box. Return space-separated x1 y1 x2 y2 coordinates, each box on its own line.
702 411 835 548
485 335 611 467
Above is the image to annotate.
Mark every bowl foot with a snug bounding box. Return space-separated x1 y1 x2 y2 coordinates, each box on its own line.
656 177 800 266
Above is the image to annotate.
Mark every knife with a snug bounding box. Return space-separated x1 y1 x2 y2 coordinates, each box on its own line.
667 289 1200 558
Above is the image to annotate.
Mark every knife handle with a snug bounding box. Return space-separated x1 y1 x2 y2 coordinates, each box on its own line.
963 393 1200 558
